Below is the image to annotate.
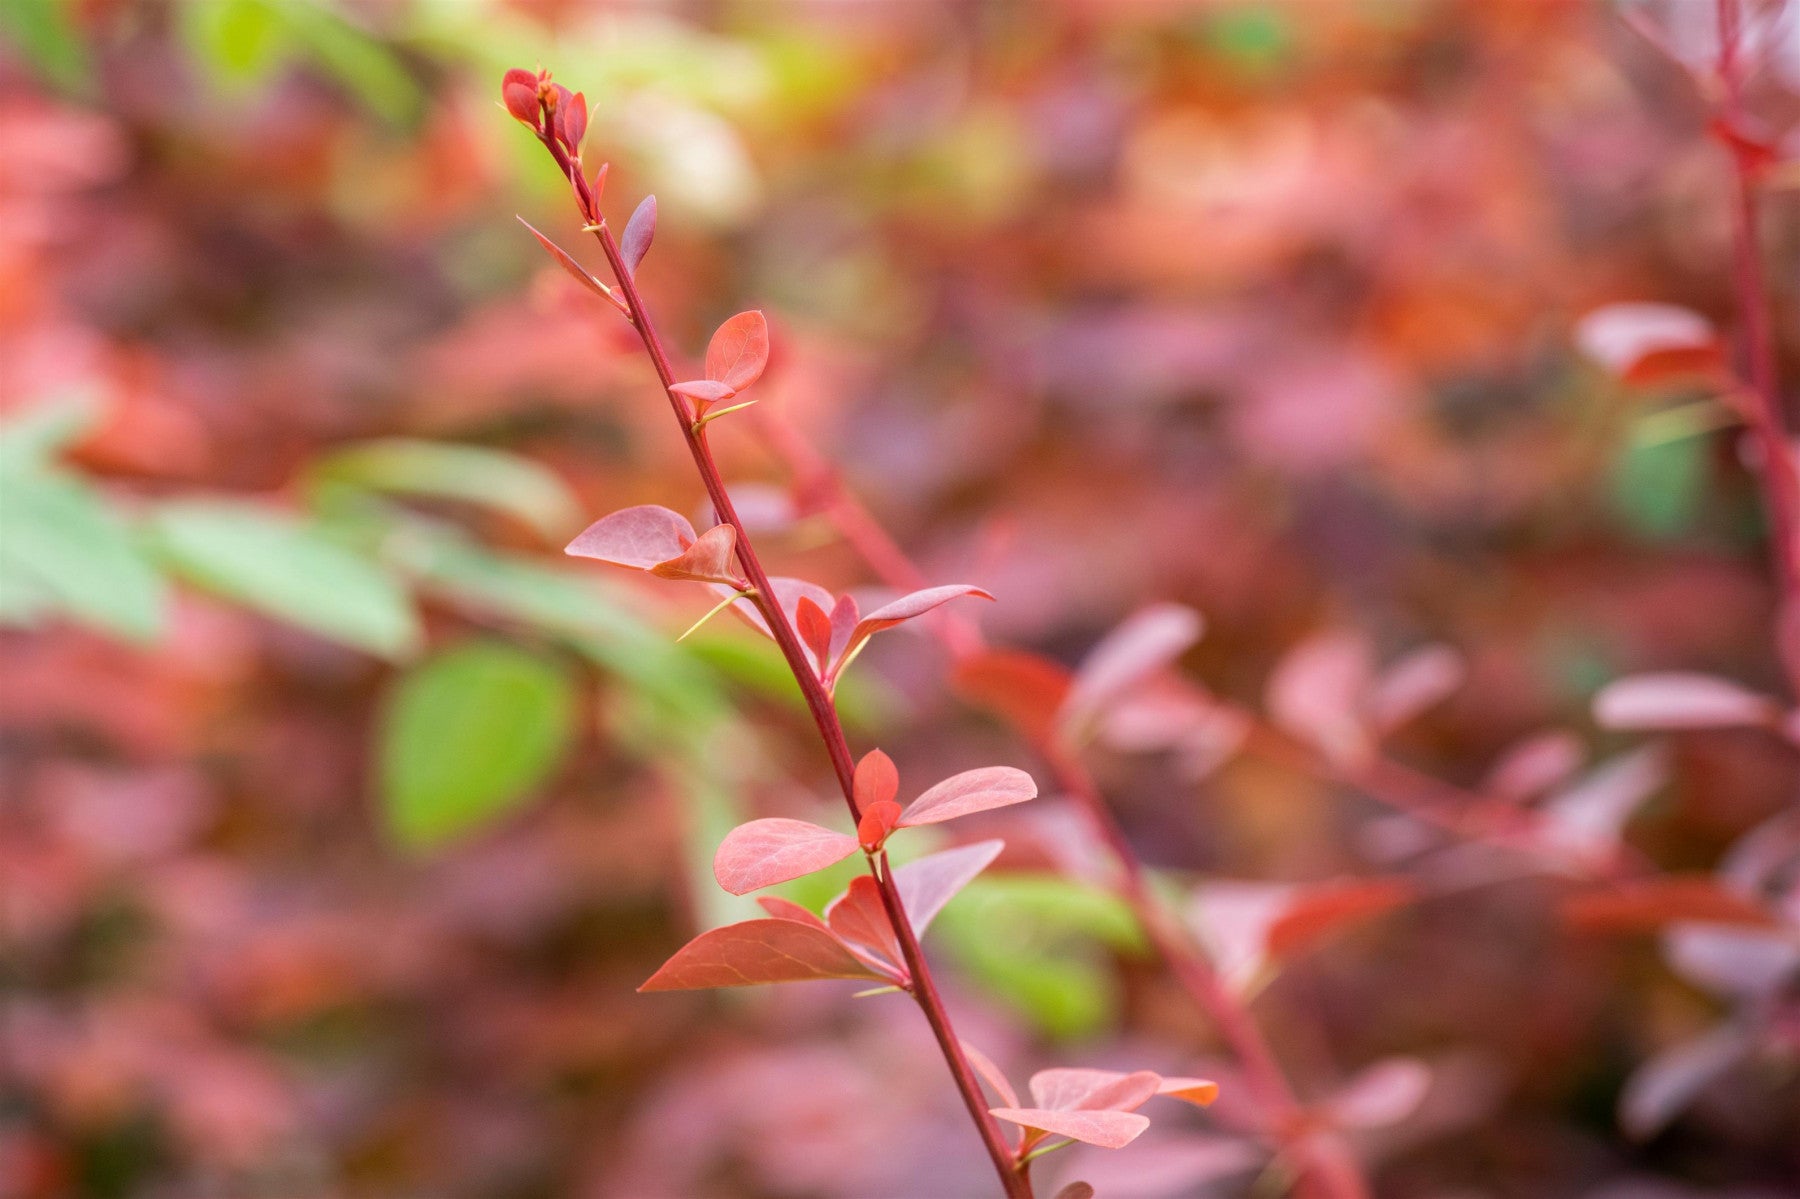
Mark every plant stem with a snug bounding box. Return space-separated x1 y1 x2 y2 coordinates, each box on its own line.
1716 0 1800 696
537 130 1031 1198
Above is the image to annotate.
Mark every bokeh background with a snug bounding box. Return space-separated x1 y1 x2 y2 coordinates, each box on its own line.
3 1 1798 1197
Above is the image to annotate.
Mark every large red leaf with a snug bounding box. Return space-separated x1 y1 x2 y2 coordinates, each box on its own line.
1593 673 1781 731
648 523 740 584
501 68 539 123
566 505 695 570
893 840 1004 934
713 818 859 895
705 311 770 393
988 1107 1150 1150
1029 1068 1162 1113
638 918 885 990
1061 603 1204 734
825 875 907 980
954 649 1073 746
898 766 1037 826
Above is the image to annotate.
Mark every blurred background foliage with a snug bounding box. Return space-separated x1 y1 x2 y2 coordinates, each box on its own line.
1 1 1797 1197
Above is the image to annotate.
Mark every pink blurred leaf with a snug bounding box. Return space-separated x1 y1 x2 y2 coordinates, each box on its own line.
501 68 539 123
1537 748 1667 860
638 918 885 990
648 523 740 584
1575 303 1719 383
620 195 656 273
825 875 906 980
856 800 901 851
1029 1068 1162 1113
1366 645 1465 733
989 1108 1150 1150
1266 878 1415 960
898 766 1037 826
854 749 899 811
517 218 610 299
1324 1058 1431 1129
713 818 859 895
560 91 588 151
954 649 1074 746
670 379 737 405
1060 603 1205 734
1156 1077 1221 1107
566 505 695 569
1620 1025 1751 1139
1266 632 1374 766
705 311 771 393
893 839 1005 934
1482 731 1584 803
1663 923 1800 999
1593 673 1781 731
717 576 837 639
960 1039 1020 1109
1564 876 1775 931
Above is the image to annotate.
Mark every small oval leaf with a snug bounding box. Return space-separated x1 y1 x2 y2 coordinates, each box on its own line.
713 817 860 895
621 195 656 273
899 766 1037 827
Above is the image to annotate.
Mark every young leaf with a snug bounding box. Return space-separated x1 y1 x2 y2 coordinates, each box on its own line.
954 649 1074 746
795 594 833 673
857 801 901 851
988 1108 1150 1150
854 748 900 810
893 839 1005 934
898 766 1037 826
517 217 611 299
825 875 907 980
1593 673 1781 731
961 1039 1020 1108
1061 603 1204 734
566 505 696 570
621 194 656 273
648 523 740 584
713 818 860 895
638 917 886 990
380 641 576 851
705 311 771 393
717 576 837 639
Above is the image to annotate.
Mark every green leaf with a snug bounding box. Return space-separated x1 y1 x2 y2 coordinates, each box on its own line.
380 640 577 852
182 0 286 88
0 0 89 91
0 468 167 642
307 438 579 540
0 391 102 474
1611 429 1705 541
151 500 419 658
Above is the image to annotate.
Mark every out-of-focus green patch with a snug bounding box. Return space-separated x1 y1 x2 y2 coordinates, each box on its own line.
1196 5 1296 74
936 874 1146 1040
0 0 88 91
379 639 577 851
307 439 581 542
151 500 421 659
1610 423 1707 540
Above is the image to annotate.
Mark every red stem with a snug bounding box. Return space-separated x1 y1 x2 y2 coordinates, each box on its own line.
533 122 1030 1198
1716 0 1800 696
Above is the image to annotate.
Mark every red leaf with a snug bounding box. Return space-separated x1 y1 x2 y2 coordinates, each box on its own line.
1061 603 1204 733
648 523 740 584
670 380 737 406
854 749 899 810
712 818 859 895
1593 673 1780 731
1156 1077 1220 1107
1266 632 1374 766
566 505 696 569
1029 1068 1161 1113
837 585 994 672
501 68 539 124
892 840 1004 933
898 766 1037 826
960 1039 1020 1109
705 311 771 393
620 195 656 273
756 896 829 931
795 595 832 674
857 801 901 852
1365 645 1464 733
638 917 884 990
1265 878 1414 960
1563 877 1775 932
827 594 860 664
988 1108 1150 1150
714 576 837 640
953 649 1073 746
825 875 906 980
560 90 588 152
517 217 610 300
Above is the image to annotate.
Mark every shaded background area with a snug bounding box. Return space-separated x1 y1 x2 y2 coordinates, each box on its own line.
2 1 1798 1197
